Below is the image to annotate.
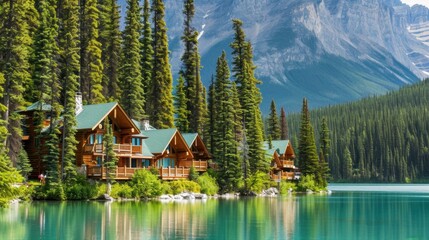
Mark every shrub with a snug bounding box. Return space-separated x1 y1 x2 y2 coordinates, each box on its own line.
64 175 97 200
110 183 133 199
130 169 162 198
197 173 219 195
188 166 198 181
244 171 271 194
296 174 319 192
32 183 65 200
161 182 173 195
167 180 201 195
279 181 297 195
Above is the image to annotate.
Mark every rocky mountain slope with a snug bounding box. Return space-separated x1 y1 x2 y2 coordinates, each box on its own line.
119 0 429 112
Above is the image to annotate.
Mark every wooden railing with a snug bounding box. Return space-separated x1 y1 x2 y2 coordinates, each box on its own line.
280 160 294 169
180 160 208 171
84 144 142 156
86 166 191 180
271 171 295 181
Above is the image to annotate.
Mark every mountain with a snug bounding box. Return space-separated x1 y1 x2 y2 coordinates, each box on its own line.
119 0 429 112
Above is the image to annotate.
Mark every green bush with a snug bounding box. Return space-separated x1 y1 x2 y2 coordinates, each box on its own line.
130 169 162 198
296 174 320 192
161 182 172 195
32 183 65 200
188 166 198 181
197 173 219 195
64 175 97 200
149 167 160 176
244 171 271 194
167 180 201 195
95 183 107 198
16 185 34 201
110 183 133 199
279 181 297 195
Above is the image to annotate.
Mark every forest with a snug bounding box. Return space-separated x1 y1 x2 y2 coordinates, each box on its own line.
288 79 429 182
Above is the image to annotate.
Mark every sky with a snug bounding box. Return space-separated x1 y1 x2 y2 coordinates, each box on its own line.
401 0 429 8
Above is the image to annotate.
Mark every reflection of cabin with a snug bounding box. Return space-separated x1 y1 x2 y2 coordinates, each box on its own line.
264 140 297 181
21 96 211 180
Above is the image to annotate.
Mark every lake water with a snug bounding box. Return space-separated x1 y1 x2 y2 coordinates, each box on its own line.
1 184 429 239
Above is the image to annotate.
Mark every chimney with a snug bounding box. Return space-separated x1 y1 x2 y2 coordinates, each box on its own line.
75 92 83 115
140 118 155 131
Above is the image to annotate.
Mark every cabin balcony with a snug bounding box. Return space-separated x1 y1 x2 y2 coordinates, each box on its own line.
279 160 295 169
180 160 208 171
271 171 295 181
83 143 142 157
86 166 191 180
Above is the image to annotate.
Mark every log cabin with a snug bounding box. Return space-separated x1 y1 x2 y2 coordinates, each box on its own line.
264 140 297 181
21 95 210 181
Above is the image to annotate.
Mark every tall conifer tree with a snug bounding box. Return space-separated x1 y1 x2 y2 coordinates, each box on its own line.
120 0 145 120
150 0 174 128
80 0 104 104
98 0 121 100
213 52 242 192
267 99 281 140
206 76 216 153
0 0 37 165
141 0 153 112
58 0 80 181
174 75 189 132
230 19 265 174
298 98 319 177
280 106 289 140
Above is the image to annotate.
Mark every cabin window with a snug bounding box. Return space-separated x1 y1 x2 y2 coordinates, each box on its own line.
96 156 102 166
89 134 95 144
113 136 117 144
142 160 150 168
157 158 175 168
96 134 103 144
132 138 141 146
131 159 137 168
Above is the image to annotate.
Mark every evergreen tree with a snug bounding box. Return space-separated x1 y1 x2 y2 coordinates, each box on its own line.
231 82 243 144
149 0 174 128
98 0 121 100
141 0 153 112
103 118 118 191
213 52 242 192
267 99 281 140
319 117 331 163
280 106 289 140
120 0 145 120
230 19 265 174
16 147 32 182
58 0 80 182
317 150 330 188
80 0 104 104
0 0 37 165
298 98 319 177
174 75 189 132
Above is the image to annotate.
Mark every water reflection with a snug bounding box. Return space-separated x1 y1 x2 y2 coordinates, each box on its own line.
1 188 429 239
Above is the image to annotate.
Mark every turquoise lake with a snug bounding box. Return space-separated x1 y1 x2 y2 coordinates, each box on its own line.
1 184 429 239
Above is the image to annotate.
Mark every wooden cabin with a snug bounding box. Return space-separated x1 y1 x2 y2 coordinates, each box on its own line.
21 96 211 181
140 129 195 180
264 140 297 181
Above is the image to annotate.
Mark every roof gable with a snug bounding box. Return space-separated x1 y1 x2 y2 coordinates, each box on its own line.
141 128 178 153
264 140 290 155
182 133 198 147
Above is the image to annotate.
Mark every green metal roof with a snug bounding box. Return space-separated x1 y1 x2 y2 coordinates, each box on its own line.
141 128 177 153
263 140 289 155
141 141 154 158
181 133 198 147
76 102 117 130
24 101 52 112
265 148 279 157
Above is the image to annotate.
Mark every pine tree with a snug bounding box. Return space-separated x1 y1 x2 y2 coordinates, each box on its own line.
206 76 215 153
141 0 153 112
317 150 330 188
267 99 281 140
319 117 331 162
58 0 80 182
213 52 242 192
98 0 121 100
280 106 289 140
103 118 118 190
150 0 174 128
230 19 265 174
0 0 37 165
298 98 319 177
120 0 145 120
174 75 189 132
80 0 104 104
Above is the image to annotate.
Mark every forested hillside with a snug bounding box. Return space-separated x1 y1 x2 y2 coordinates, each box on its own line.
288 79 429 182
